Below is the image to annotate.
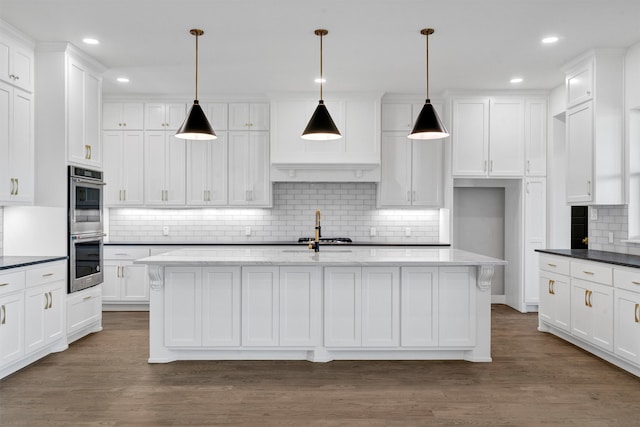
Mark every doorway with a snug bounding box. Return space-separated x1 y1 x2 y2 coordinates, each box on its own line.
571 206 588 249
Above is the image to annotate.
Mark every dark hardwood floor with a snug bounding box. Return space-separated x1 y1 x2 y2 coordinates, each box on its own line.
1 305 639 426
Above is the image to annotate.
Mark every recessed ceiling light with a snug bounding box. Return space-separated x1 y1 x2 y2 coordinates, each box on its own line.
82 38 99 45
542 36 559 44
314 77 326 83
510 77 523 84
116 77 130 83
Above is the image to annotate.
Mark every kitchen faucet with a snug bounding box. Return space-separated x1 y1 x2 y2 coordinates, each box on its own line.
308 209 321 252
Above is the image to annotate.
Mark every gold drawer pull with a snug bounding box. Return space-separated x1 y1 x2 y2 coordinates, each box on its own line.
635 304 639 323
632 281 640 285
0 283 9 287
42 273 54 277
583 271 595 275
548 279 555 295
83 296 92 301
547 263 557 267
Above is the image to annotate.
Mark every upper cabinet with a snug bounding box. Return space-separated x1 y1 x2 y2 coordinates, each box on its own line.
451 95 546 178
0 23 34 93
563 50 624 205
229 103 269 131
270 93 381 182
144 103 186 130
103 102 144 130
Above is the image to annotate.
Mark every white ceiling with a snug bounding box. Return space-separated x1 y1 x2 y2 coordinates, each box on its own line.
2 0 640 98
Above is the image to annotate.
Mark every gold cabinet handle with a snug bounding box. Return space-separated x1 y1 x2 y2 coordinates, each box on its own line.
548 279 555 295
1 305 5 324
15 178 18 195
48 292 53 309
587 180 591 196
583 271 595 275
635 304 639 323
632 281 640 286
0 283 9 287
83 295 92 301
10 178 14 195
547 263 557 267
585 290 590 307
42 273 54 277
587 290 593 307
44 292 50 309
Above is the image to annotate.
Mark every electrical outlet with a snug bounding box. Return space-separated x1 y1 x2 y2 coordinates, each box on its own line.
405 227 411 237
590 207 598 221
162 226 169 236
245 226 252 236
609 232 614 243
370 227 377 237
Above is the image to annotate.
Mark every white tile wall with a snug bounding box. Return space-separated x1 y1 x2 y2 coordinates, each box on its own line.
588 205 640 255
108 183 442 243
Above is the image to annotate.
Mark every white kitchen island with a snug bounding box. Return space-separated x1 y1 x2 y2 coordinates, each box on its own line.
135 247 505 363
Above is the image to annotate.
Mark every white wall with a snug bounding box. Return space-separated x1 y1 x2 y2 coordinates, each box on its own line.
0 207 3 255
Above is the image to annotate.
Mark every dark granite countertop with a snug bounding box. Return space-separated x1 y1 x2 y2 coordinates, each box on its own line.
0 256 68 271
105 242 451 247
535 249 640 269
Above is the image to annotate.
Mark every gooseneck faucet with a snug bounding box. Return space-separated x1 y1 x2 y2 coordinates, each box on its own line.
308 209 321 252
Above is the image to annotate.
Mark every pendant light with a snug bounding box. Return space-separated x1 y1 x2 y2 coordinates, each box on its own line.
408 28 449 140
302 29 342 140
176 29 216 140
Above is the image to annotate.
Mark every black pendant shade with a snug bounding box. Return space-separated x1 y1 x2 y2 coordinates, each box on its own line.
302 100 342 140
408 28 449 140
408 99 449 140
176 29 217 141
302 29 342 141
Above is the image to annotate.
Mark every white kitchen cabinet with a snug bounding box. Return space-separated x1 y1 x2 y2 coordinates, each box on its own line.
228 131 271 206
0 80 33 204
186 132 228 206
538 255 571 332
361 267 400 347
523 178 547 308
202 102 228 131
563 50 624 205
279 267 322 347
103 131 144 206
381 103 421 131
525 98 547 176
0 27 34 92
438 267 476 347
614 288 640 365
400 267 438 347
102 102 144 130
202 267 241 347
67 54 102 168
324 267 362 347
324 266 399 348
102 256 149 309
270 94 381 182
452 97 529 177
24 280 65 355
164 267 202 347
0 291 24 368
144 132 186 205
571 278 613 351
378 133 443 207
144 103 186 130
66 284 102 344
228 102 269 131
241 266 280 347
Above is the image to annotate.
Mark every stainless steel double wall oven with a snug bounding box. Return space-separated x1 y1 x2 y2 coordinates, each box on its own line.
68 166 105 293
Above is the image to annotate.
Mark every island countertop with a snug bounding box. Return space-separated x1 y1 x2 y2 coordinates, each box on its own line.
134 247 506 267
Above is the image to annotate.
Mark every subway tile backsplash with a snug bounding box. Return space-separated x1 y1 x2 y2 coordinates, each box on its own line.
588 205 640 255
108 183 441 243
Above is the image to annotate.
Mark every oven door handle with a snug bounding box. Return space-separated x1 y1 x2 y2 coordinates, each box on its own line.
72 233 106 240
73 177 106 186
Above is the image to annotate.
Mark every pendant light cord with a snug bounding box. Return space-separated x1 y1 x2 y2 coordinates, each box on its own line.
425 30 429 100
319 31 323 101
195 31 199 100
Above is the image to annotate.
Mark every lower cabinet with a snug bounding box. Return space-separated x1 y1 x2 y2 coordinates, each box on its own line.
0 291 25 368
614 289 640 364
571 279 613 351
24 281 65 354
67 285 102 342
538 270 571 333
103 247 150 310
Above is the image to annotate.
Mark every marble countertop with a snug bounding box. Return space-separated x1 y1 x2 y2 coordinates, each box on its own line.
134 247 505 267
536 249 640 269
0 256 67 271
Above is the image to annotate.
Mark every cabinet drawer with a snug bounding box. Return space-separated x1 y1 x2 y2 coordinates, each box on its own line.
0 270 26 295
26 262 66 288
104 247 149 260
571 261 612 285
613 267 640 293
539 255 570 275
67 286 102 334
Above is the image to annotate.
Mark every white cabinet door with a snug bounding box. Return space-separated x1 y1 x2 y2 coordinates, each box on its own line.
566 102 593 203
452 98 489 176
381 103 413 131
203 103 228 131
401 267 439 347
324 267 362 347
164 267 202 347
66 285 101 336
279 267 322 347
202 267 241 347
613 289 640 364
566 60 593 108
361 267 399 347
103 102 143 130
101 262 120 301
438 267 476 347
186 133 228 206
412 140 443 207
539 271 571 332
241 267 280 347
228 131 270 206
229 103 269 131
379 133 412 206
145 103 186 130
121 263 149 301
525 98 547 176
571 279 613 351
0 81 9 200
103 131 144 206
489 98 524 176
144 132 186 205
524 178 546 305
0 292 24 367
25 281 65 354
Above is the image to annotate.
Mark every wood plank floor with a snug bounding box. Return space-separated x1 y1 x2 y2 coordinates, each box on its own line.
1 305 639 426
